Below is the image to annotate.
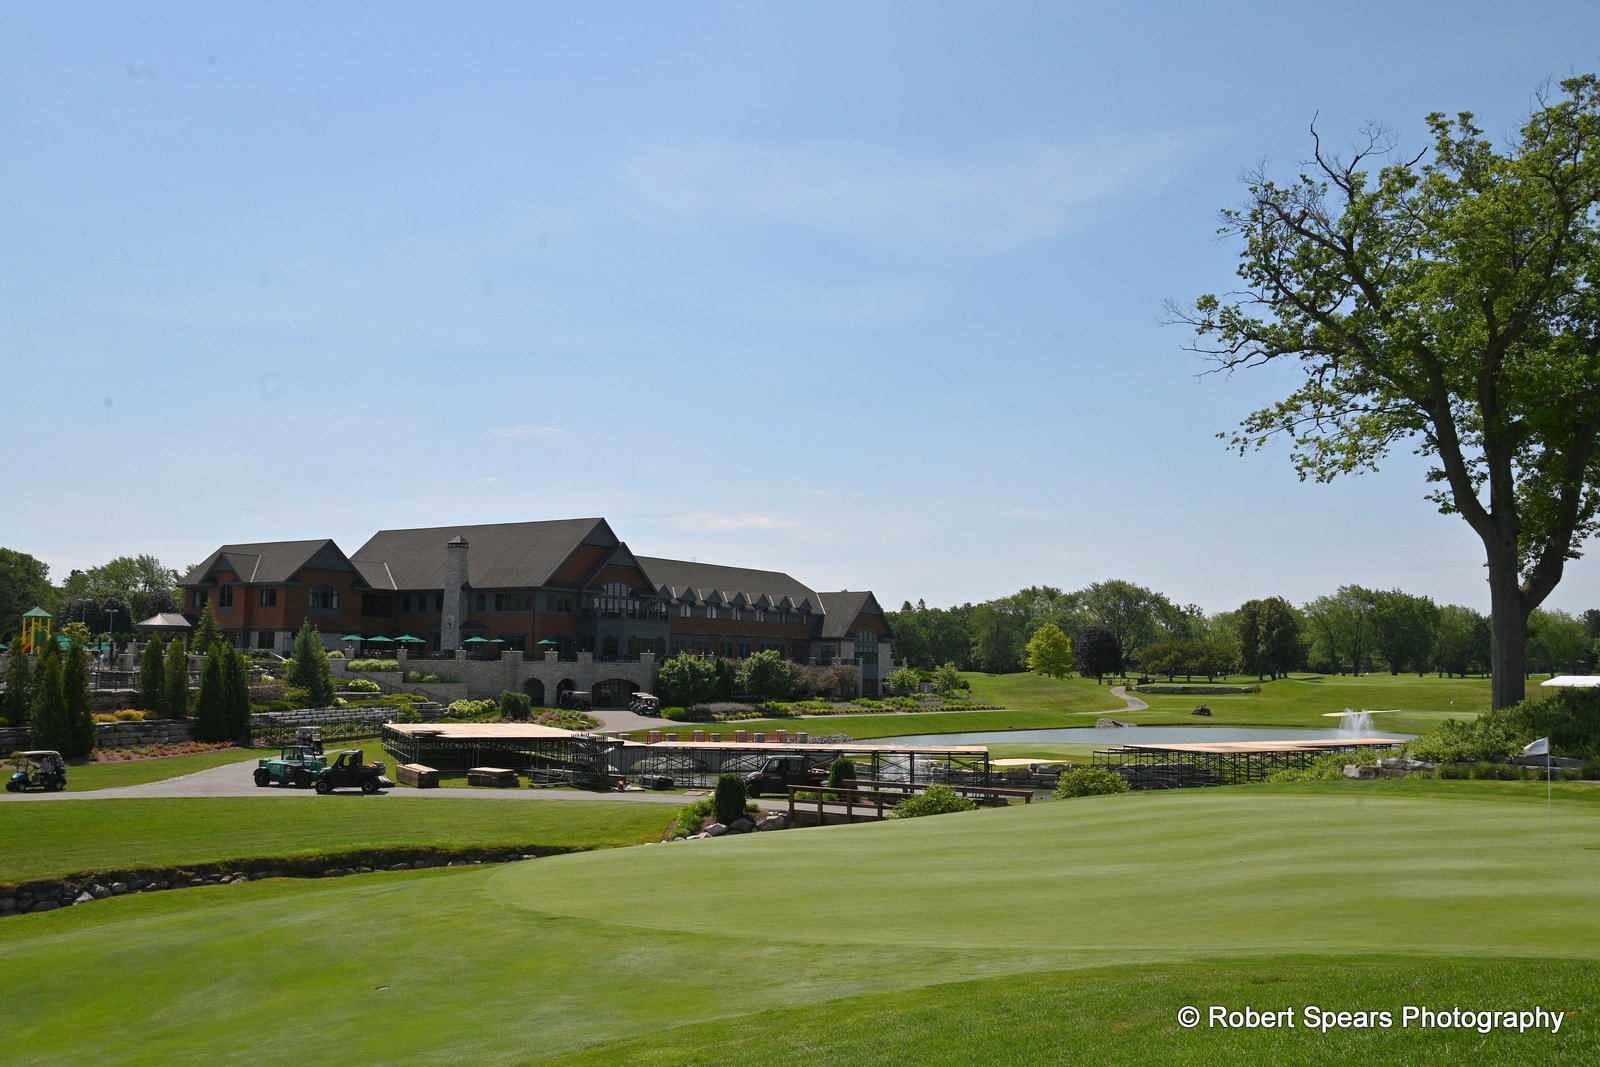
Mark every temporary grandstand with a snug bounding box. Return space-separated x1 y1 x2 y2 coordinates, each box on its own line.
381 722 992 789
1093 737 1404 789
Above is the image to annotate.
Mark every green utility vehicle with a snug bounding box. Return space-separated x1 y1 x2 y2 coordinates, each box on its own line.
744 754 828 798
7 750 67 792
254 727 327 788
313 749 394 794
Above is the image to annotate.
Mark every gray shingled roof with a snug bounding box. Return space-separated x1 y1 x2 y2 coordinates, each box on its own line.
637 557 820 610
181 540 354 586
352 518 612 591
816 590 885 639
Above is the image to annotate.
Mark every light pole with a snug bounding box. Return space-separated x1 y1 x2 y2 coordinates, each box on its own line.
107 608 117 664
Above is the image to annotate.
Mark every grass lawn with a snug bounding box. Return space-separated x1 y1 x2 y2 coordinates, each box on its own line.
0 798 672 883
712 672 1496 749
1 778 1595 1064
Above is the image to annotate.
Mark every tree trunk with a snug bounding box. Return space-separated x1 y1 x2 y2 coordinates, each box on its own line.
1485 542 1529 711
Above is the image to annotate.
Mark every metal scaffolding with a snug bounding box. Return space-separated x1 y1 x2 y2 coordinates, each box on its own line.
381 724 991 790
619 741 992 790
1093 738 1405 789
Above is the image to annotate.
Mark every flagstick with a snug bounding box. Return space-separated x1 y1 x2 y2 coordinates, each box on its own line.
1547 753 1553 844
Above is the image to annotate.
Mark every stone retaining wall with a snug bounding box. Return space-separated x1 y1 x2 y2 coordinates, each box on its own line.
95 720 196 747
251 706 397 730
2 720 197 753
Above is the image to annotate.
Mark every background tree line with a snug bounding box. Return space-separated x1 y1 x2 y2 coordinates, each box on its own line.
889 580 1600 681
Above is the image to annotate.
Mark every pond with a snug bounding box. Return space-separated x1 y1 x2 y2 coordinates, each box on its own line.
878 725 1414 747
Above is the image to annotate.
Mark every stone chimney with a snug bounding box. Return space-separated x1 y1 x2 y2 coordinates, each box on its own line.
441 535 469 651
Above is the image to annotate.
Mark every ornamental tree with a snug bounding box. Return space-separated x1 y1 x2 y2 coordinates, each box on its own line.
287 620 334 707
136 634 166 711
1025 622 1074 679
1073 623 1122 683
163 637 190 718
1180 75 1600 708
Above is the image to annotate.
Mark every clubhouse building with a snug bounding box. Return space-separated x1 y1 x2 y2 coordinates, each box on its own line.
179 518 894 702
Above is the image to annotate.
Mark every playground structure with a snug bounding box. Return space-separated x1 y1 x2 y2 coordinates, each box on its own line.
16 607 52 656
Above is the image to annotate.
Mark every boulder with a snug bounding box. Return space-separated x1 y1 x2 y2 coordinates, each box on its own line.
705 822 728 837
729 818 756 834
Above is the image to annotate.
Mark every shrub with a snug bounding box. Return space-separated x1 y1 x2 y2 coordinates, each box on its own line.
886 666 923 695
347 658 401 673
713 773 748 826
826 757 858 787
893 784 978 818
1267 747 1381 783
325 649 344 659
672 798 714 839
662 706 707 722
1408 688 1600 762
1054 767 1131 798
405 669 458 683
342 678 382 693
499 690 532 720
446 698 498 720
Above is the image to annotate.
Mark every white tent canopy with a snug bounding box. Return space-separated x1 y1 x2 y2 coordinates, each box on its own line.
1539 675 1600 688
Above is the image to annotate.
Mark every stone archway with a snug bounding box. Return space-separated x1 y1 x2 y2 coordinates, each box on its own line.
592 678 634 709
555 678 578 706
522 678 547 707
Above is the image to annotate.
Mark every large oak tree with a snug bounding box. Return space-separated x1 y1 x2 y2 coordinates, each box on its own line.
1180 75 1600 709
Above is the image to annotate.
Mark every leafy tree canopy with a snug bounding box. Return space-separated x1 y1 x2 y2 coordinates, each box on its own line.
1180 74 1600 708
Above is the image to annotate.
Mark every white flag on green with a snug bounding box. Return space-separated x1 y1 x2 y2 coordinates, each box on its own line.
1524 737 1550 757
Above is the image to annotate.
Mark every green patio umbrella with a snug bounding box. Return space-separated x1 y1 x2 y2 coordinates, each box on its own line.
462 636 489 644
340 634 362 642
537 637 561 646
394 635 424 644
366 635 394 643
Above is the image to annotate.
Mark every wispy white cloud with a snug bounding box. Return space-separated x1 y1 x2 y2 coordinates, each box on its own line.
621 133 1215 254
671 513 806 532
493 424 565 439
482 475 504 482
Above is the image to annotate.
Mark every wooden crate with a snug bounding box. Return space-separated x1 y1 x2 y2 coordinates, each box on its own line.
397 763 439 788
467 766 518 788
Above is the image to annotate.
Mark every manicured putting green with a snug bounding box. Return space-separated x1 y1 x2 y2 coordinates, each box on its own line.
1 782 1594 1064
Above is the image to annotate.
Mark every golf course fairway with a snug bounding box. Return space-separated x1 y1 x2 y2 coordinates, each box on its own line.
1 782 1595 1065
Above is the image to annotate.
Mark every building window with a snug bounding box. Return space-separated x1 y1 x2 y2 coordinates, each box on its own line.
218 584 234 609
258 588 277 608
256 630 274 649
494 592 533 612
474 593 486 612
434 595 444 611
309 584 340 612
679 602 691 618
548 593 574 612
192 590 207 609
361 594 393 617
400 594 412 612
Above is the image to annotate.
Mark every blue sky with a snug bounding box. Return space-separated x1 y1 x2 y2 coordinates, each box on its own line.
4 2 1599 617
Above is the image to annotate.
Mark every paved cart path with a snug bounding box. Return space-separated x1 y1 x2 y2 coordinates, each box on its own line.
0 755 776 806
